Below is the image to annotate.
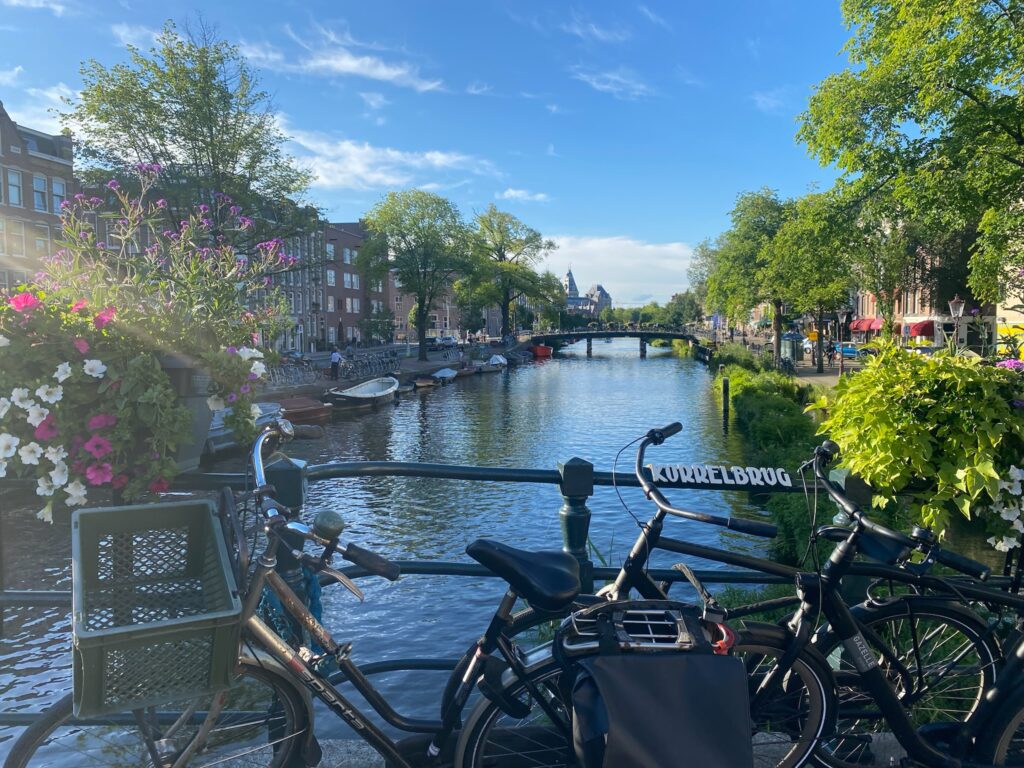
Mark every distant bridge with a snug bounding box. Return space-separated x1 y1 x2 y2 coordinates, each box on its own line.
528 329 700 358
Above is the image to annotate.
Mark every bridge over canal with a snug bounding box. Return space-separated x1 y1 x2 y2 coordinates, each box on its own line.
529 329 700 358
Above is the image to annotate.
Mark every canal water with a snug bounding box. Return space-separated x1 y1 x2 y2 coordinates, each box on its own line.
0 339 775 748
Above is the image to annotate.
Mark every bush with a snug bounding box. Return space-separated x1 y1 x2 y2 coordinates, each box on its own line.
711 342 768 372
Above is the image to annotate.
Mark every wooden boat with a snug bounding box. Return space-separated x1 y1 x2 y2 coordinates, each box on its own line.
432 368 458 384
456 365 480 377
323 376 399 408
414 376 439 388
478 354 507 373
278 396 331 425
530 344 553 358
397 383 415 394
205 402 281 456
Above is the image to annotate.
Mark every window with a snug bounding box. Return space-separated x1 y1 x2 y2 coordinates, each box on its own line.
32 175 46 211
0 271 7 292
345 297 352 313
8 220 24 257
346 326 354 341
353 298 361 314
326 269 335 287
343 272 352 289
372 279 383 293
7 170 22 206
327 295 335 312
353 249 359 262
328 327 336 343
0 220 4 256
326 242 335 261
11 269 27 286
343 247 351 264
34 224 49 259
394 296 402 307
52 178 65 212
352 274 360 290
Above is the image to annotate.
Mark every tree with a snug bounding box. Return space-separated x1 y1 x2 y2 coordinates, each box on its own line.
663 291 702 327
359 190 469 360
764 192 854 372
469 205 557 337
64 20 314 244
687 239 716 309
359 306 396 346
797 0 1024 304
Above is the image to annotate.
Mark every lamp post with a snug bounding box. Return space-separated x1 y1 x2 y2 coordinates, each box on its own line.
948 294 966 352
837 307 849 376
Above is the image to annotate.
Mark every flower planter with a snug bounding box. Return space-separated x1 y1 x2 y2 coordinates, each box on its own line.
160 354 214 472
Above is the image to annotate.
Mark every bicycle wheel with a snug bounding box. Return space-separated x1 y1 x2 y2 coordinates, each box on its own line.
454 623 833 768
4 663 308 768
975 684 1024 765
812 598 999 767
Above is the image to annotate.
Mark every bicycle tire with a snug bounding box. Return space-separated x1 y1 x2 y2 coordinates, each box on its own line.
974 683 1024 765
454 622 834 768
3 662 308 768
811 597 1000 768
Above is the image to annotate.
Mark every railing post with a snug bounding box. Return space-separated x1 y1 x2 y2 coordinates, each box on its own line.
639 337 646 358
586 337 592 357
558 457 594 593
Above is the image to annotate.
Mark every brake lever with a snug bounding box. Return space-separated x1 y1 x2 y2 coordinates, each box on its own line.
290 548 365 601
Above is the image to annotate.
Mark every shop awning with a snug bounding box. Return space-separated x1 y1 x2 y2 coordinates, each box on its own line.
849 319 870 331
906 320 934 337
868 318 884 330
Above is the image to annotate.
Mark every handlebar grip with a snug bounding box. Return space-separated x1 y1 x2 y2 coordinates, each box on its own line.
726 517 778 539
344 543 401 581
649 422 683 445
932 547 991 581
819 440 841 461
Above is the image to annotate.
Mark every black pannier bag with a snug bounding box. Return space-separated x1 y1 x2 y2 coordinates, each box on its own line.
556 600 753 768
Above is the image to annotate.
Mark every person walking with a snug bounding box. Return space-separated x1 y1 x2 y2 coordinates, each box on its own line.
330 346 341 381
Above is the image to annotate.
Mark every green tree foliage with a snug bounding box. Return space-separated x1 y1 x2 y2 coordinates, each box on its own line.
359 306 396 346
359 190 469 360
798 0 1024 304
468 205 558 337
65 20 315 244
687 240 715 308
663 290 703 326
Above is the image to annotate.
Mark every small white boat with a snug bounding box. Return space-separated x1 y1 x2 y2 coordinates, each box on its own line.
478 354 508 373
432 368 458 384
323 376 399 408
205 402 282 456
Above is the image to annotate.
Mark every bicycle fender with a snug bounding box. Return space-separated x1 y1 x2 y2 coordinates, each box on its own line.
239 653 323 766
478 656 532 719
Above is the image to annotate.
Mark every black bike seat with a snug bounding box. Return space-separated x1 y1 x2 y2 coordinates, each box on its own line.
466 539 581 611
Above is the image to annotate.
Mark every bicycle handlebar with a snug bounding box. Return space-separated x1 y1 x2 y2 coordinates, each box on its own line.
635 428 778 539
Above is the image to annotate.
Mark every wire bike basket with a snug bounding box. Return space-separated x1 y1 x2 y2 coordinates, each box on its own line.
71 500 241 717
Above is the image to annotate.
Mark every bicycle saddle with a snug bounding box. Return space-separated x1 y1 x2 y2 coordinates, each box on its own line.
466 539 581 611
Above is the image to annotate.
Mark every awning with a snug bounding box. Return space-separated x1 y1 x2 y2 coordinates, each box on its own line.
849 319 869 331
906 320 934 337
869 318 884 330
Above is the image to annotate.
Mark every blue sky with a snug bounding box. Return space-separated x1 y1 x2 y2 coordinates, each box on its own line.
0 0 850 304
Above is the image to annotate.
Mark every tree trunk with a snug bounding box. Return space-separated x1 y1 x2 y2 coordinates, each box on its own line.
500 287 512 338
416 305 429 361
772 298 783 367
816 306 825 374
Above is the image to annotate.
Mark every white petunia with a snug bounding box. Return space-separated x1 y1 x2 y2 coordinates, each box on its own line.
1013 518 1024 533
250 360 267 378
1000 505 1021 522
0 397 9 418
36 476 55 497
250 404 261 419
35 384 62 404
0 433 20 459
236 346 263 361
49 461 68 487
65 480 88 506
0 459 6 478
206 395 226 412
0 334 9 347
54 362 72 383
25 404 49 428
36 502 53 524
44 444 67 463
1010 466 1024 482
11 388 33 409
18 441 42 465
83 359 107 378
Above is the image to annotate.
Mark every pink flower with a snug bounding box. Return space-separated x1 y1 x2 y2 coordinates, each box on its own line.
34 414 60 441
86 463 113 486
73 338 90 354
149 477 170 493
93 306 116 330
111 474 129 490
71 300 88 313
87 413 118 431
83 434 113 459
9 293 41 313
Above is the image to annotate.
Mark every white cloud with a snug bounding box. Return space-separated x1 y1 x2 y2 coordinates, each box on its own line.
751 88 789 114
281 118 496 191
546 143 559 157
0 65 23 86
546 103 564 114
360 92 389 111
466 80 491 96
542 235 694 305
497 188 550 202
5 82 74 133
637 5 672 31
562 10 630 43
241 26 442 92
572 67 651 100
0 0 66 16
675 66 703 88
111 23 159 48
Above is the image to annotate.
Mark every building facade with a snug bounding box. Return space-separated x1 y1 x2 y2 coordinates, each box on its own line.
562 267 612 317
0 102 72 292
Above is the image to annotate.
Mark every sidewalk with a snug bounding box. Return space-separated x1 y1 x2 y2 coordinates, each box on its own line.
793 358 861 389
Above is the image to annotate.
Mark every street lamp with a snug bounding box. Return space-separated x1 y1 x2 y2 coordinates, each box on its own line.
837 307 850 376
948 294 966 351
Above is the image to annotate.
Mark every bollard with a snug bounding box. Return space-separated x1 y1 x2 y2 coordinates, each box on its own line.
558 457 594 593
639 337 646 359
586 337 592 357
265 453 308 511
722 376 730 435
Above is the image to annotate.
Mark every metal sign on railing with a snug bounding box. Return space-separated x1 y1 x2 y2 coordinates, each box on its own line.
646 463 794 489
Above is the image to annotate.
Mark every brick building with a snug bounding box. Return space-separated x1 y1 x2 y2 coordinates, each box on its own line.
0 102 72 292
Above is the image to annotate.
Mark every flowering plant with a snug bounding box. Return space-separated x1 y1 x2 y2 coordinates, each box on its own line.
0 290 191 518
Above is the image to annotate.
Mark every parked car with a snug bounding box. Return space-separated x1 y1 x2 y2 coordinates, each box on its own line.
837 342 877 359
438 335 458 348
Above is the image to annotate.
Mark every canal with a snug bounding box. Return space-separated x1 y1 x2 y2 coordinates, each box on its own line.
0 339 774 747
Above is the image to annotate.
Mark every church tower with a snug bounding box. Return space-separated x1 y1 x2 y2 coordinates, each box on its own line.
563 267 579 298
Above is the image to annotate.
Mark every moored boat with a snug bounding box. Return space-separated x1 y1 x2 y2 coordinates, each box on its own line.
278 396 332 425
323 376 399 408
478 354 507 373
414 376 439 388
530 344 553 358
432 367 458 384
456 365 480 377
